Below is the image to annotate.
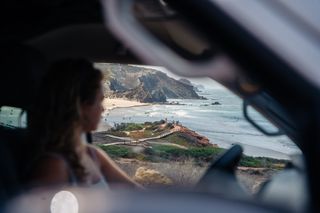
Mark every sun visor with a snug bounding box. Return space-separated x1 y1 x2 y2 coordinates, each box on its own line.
101 0 238 83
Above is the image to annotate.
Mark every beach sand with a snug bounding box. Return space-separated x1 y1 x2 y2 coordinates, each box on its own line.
102 98 150 112
95 98 150 132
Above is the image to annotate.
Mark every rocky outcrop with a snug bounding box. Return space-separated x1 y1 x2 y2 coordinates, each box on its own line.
134 167 173 186
113 84 167 103
178 78 192 86
179 78 205 92
95 63 203 103
173 124 214 147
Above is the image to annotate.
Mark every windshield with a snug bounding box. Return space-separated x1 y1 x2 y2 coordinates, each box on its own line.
92 63 301 193
212 0 320 89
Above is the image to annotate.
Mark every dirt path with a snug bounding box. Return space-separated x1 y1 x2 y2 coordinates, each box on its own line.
146 141 188 149
101 140 187 149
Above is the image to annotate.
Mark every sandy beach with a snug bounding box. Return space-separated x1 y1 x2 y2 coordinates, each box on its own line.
102 98 150 112
95 98 151 132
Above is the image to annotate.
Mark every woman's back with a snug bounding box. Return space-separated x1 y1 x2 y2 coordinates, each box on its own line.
29 144 110 189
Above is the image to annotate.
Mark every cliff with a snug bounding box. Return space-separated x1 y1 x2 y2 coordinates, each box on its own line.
171 124 213 147
95 63 203 103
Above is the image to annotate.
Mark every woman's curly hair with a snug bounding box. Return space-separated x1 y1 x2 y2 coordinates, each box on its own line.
30 58 103 182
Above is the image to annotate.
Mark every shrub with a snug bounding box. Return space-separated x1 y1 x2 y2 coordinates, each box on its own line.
112 123 144 131
98 145 132 158
188 147 224 161
97 144 287 169
151 145 223 162
239 156 287 168
125 123 144 131
144 147 155 155
164 133 191 147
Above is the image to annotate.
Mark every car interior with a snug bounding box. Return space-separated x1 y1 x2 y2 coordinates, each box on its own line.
1 0 320 212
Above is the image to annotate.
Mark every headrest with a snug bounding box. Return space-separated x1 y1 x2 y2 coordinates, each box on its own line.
0 43 46 110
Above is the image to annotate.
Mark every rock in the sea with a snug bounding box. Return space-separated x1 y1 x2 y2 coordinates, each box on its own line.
211 101 221 105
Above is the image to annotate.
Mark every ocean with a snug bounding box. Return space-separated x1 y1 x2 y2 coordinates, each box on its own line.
104 88 301 160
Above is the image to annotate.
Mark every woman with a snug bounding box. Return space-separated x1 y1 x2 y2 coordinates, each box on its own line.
28 59 139 189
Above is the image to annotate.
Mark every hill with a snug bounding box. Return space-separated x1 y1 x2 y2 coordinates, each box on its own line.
95 63 205 102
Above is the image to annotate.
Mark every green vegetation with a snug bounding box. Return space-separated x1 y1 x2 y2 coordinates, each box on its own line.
107 120 172 138
113 123 144 131
164 133 193 147
110 120 167 132
107 123 145 137
240 156 286 168
97 144 287 169
129 130 155 139
98 145 148 161
99 120 287 169
152 144 224 162
98 145 133 158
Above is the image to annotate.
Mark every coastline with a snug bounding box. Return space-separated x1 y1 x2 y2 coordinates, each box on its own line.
98 98 298 160
102 98 151 113
96 98 151 132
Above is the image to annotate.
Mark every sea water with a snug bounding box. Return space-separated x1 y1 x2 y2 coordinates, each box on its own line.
104 88 301 159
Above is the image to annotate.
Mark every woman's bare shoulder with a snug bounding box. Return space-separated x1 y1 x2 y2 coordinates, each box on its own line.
86 144 114 166
87 144 106 157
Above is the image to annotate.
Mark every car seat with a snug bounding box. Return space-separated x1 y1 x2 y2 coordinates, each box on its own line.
0 43 46 205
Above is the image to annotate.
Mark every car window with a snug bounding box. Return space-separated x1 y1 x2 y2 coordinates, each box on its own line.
0 106 27 129
93 63 301 193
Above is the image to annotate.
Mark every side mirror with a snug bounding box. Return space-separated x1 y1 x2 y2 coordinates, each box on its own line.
0 106 27 129
243 100 283 136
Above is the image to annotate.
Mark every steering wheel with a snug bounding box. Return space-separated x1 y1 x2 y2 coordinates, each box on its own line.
196 144 247 196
